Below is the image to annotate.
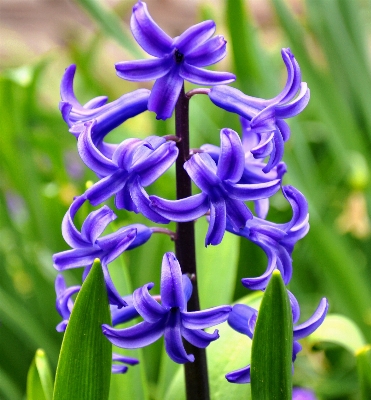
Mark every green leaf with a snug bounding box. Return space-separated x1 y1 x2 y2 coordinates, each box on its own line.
27 349 53 400
307 314 366 354
356 345 371 400
251 270 292 399
53 259 112 400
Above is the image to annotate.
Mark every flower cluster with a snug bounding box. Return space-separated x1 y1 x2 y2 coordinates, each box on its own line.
54 0 327 390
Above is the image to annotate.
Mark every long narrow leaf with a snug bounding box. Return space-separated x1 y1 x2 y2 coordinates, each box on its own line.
53 259 111 400
251 270 292 399
27 349 53 400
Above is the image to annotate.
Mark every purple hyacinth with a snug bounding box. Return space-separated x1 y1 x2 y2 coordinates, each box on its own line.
225 292 328 383
53 195 153 308
150 128 281 245
60 64 150 156
115 1 235 120
209 48 310 172
201 116 287 219
226 185 309 290
78 126 178 223
102 252 231 363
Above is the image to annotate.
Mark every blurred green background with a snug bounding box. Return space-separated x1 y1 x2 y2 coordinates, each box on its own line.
1 0 371 398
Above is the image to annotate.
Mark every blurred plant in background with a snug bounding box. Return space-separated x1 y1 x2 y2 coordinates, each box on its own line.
1 0 371 399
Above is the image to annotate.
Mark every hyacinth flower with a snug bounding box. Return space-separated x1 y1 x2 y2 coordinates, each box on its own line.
53 195 154 308
208 48 310 172
78 125 178 223
60 64 150 156
201 117 287 219
225 292 329 383
225 185 309 290
150 128 281 245
102 252 231 363
55 274 140 374
115 1 235 120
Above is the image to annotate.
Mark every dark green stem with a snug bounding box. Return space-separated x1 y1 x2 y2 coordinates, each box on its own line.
175 85 210 400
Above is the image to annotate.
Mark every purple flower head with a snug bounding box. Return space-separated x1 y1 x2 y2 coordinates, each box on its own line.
115 1 235 120
201 117 287 219
225 293 329 383
60 64 150 153
150 128 281 245
226 185 309 290
102 252 231 364
79 126 178 223
209 48 310 172
53 195 153 308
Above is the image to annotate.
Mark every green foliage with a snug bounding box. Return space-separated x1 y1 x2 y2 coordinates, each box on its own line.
356 345 371 400
251 271 292 399
53 260 112 400
27 349 53 400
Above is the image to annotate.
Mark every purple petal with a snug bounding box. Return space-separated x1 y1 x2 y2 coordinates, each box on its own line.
209 85 262 120
126 223 153 250
180 63 235 86
182 327 219 348
185 35 227 67
292 387 317 400
293 298 329 340
101 263 128 308
225 365 251 384
135 141 179 186
262 129 285 173
206 198 226 246
129 177 170 223
80 205 116 244
288 290 301 324
148 66 184 120
150 193 209 222
281 185 309 232
217 128 245 182
174 20 215 55
133 283 167 322
98 228 138 265
85 171 129 206
83 96 108 109
228 304 257 339
254 198 269 219
223 179 281 201
276 119 290 142
275 83 310 118
181 306 231 329
60 65 82 108
130 1 173 57
112 353 139 366
53 248 99 271
164 310 194 363
268 48 302 105
184 153 220 193
55 276 80 320
115 56 172 82
112 365 129 374
112 304 139 326
61 195 88 248
160 253 185 310
225 198 252 231
112 138 143 170
102 319 165 348
182 275 193 302
77 121 117 176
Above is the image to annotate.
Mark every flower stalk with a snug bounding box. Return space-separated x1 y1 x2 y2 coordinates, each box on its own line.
175 86 210 400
